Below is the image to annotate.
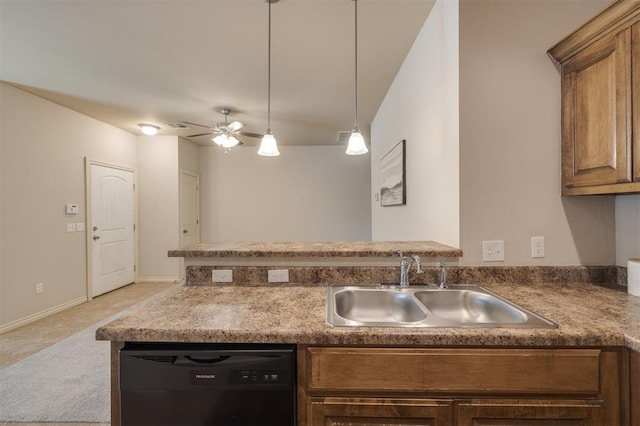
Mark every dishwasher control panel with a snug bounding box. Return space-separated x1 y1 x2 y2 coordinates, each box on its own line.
238 370 283 383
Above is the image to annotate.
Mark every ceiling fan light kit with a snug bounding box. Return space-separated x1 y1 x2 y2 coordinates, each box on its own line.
139 123 160 136
346 0 368 156
213 134 241 149
258 0 281 157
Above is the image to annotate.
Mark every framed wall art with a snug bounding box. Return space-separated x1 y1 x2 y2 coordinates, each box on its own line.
380 139 406 206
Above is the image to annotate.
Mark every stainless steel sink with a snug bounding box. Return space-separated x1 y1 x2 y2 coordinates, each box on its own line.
327 285 557 328
334 288 427 324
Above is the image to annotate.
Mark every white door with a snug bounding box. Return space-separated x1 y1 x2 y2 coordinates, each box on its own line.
90 164 135 297
180 170 200 247
180 170 200 248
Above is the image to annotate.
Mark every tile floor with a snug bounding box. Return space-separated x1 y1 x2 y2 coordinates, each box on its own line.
0 281 177 426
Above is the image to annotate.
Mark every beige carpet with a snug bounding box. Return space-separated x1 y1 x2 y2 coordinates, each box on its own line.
0 316 114 423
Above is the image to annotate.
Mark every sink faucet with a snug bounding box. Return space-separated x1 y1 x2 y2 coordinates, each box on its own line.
397 251 424 287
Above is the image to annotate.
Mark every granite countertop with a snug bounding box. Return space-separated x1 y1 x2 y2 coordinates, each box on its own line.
96 282 640 351
168 241 463 259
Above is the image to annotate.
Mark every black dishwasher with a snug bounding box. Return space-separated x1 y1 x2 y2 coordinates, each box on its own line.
119 343 296 426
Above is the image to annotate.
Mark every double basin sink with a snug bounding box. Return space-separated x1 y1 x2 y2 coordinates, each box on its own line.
327 285 557 328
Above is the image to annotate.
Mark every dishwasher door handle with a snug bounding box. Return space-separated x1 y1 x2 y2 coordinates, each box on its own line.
174 354 286 367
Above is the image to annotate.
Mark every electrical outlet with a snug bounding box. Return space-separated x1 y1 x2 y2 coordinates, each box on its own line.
268 269 289 283
531 236 545 258
482 240 505 262
35 282 44 294
212 269 233 283
66 223 77 233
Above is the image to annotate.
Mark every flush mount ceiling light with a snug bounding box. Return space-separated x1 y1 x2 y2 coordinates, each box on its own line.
345 0 368 156
258 0 280 157
138 124 160 136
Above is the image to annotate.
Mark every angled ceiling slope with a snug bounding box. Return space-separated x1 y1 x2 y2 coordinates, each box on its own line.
0 0 436 146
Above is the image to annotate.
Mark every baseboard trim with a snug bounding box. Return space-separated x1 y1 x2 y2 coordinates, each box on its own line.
0 296 88 334
136 277 182 283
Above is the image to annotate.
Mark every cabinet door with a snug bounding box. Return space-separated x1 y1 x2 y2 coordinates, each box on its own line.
308 397 453 426
457 399 601 426
561 27 632 194
633 23 640 184
632 350 640 426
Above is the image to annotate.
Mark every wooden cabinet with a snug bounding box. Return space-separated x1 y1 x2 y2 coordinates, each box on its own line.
548 1 640 195
632 350 640 426
298 346 625 426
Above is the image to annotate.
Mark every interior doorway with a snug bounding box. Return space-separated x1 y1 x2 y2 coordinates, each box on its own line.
180 169 200 248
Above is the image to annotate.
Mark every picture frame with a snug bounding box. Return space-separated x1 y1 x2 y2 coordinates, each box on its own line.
380 139 406 206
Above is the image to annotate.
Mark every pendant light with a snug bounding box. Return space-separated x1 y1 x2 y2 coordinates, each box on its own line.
346 0 368 156
258 0 280 157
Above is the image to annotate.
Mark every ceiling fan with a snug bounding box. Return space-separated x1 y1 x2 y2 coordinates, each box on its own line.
184 108 263 148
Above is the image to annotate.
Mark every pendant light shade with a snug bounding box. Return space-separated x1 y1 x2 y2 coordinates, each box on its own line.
346 128 367 155
258 131 280 156
258 0 280 157
346 0 368 156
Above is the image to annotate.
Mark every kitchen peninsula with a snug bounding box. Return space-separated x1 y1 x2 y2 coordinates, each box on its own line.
97 241 640 425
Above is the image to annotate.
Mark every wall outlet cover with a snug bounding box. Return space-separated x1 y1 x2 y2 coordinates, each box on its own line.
531 236 545 258
268 269 290 283
212 269 233 283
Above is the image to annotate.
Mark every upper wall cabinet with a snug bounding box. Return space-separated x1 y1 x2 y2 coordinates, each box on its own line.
549 1 640 195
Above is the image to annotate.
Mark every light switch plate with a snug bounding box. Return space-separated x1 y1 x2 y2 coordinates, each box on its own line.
482 240 505 262
66 223 77 233
76 222 85 232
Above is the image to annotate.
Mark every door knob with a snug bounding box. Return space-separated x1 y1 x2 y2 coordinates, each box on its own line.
183 229 188 234
93 235 100 240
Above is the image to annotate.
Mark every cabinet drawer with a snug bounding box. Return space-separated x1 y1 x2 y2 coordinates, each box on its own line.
308 397 454 425
307 347 600 395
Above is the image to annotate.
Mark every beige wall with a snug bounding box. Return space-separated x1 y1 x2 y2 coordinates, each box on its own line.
137 136 182 282
459 0 616 266
616 195 640 267
371 0 459 248
0 83 138 328
179 137 200 173
199 145 371 242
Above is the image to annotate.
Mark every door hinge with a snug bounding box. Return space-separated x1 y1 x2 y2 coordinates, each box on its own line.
133 224 136 231
133 183 136 190
134 265 137 272
197 220 199 225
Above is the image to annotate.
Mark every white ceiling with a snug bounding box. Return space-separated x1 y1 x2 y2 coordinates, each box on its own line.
0 0 435 147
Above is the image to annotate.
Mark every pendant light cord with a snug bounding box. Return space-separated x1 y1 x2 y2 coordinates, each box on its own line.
354 0 359 130
267 0 272 131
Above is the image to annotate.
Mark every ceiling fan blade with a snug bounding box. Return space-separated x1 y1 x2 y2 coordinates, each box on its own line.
182 121 213 129
239 131 264 139
227 121 245 132
187 132 215 138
